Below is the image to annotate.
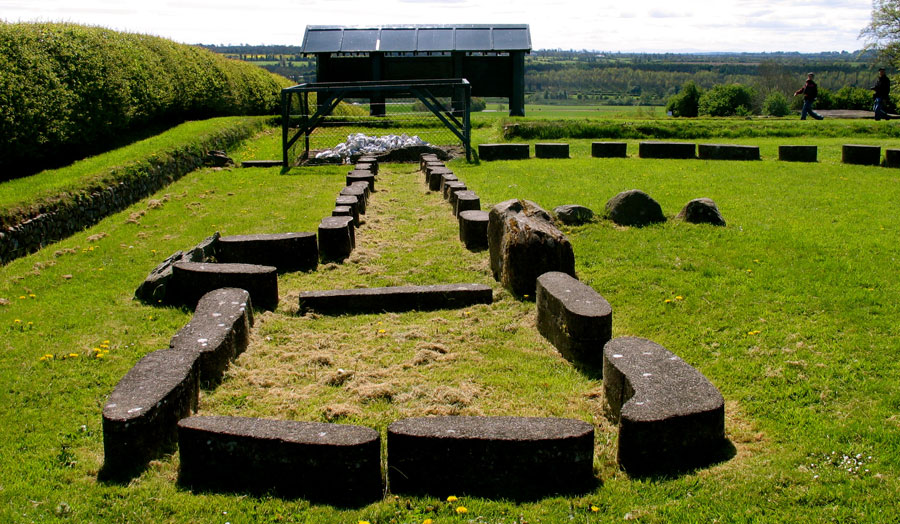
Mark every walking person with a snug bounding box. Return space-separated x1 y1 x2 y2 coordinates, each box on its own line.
872 67 891 121
794 72 824 120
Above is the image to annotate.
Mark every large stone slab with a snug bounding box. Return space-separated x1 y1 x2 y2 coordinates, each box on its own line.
536 272 612 368
535 143 570 159
169 288 253 386
178 416 381 504
639 141 696 159
698 144 760 161
388 416 594 499
318 216 354 262
299 283 492 314
605 189 665 227
603 336 726 475
488 199 576 296
101 349 199 478
135 232 219 303
171 262 278 311
842 144 881 166
592 142 627 158
347 170 375 192
478 143 530 161
778 145 817 163
216 232 318 273
458 210 489 251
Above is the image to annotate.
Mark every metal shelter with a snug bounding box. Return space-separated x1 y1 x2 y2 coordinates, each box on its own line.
300 24 531 116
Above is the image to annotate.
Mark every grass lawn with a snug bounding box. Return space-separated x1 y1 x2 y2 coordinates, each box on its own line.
1 125 899 522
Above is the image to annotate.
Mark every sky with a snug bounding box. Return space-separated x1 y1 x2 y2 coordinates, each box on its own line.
0 0 876 53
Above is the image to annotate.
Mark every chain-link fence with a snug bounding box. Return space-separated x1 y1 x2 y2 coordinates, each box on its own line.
282 79 471 166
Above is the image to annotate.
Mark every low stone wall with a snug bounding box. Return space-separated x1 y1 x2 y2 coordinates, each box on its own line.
698 144 760 161
535 143 569 159
536 271 612 368
298 283 492 314
842 144 881 166
639 141 696 159
478 143 530 161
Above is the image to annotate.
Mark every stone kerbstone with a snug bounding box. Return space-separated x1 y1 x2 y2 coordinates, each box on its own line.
217 233 318 273
535 143 570 159
603 336 726 475
102 349 199 478
443 181 467 200
488 199 576 297
335 195 360 227
171 262 278 311
553 205 594 225
340 185 367 214
478 143 530 161
299 283 492 314
135 232 220 303
318 216 354 262
454 190 481 216
347 171 375 192
169 288 253 386
778 145 818 162
592 142 627 158
676 198 726 226
388 416 594 499
458 210 489 251
698 144 760 161
178 416 381 504
536 272 611 367
842 144 881 166
639 141 696 159
605 190 665 227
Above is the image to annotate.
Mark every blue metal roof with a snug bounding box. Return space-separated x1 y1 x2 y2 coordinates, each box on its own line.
301 24 531 54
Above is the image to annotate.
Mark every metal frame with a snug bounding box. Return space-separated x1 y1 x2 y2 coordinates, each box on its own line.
282 79 471 168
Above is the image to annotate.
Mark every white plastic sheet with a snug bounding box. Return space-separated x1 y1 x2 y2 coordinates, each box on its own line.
315 133 430 162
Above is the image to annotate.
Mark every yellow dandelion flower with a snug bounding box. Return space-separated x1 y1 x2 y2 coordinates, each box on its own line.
100 344 109 349
44 354 53 359
69 353 79 358
39 356 47 362
14 319 21 323
675 295 683 300
103 340 110 344
591 505 600 513
358 521 371 524
664 299 672 304
28 294 36 298
19 296 26 299
446 495 458 502
423 519 434 524
96 353 105 359
378 329 386 334
746 269 752 273
455 506 468 514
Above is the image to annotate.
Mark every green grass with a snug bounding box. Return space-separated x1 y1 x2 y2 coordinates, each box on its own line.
2 127 900 522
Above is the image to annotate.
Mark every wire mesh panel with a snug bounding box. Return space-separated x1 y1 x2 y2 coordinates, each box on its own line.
282 79 471 167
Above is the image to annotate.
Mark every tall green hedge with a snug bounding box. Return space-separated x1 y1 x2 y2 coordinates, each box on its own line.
0 22 293 175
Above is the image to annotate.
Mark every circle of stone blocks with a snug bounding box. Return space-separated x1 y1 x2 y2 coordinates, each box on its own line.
387 416 595 499
347 171 375 192
478 143 530 161
603 336 726 476
885 149 900 168
592 141 627 158
698 144 760 161
605 189 666 227
439 173 459 193
443 180 467 200
427 167 453 191
335 195 360 227
778 145 817 162
676 198 726 226
177 416 381 504
453 190 481 216
458 210 489 251
101 348 199 479
639 141 696 159
536 271 612 368
842 144 882 166
340 185 367 214
169 288 253 387
172 262 279 311
535 143 570 159
298 283 492 315
318 216 354 262
216 233 318 273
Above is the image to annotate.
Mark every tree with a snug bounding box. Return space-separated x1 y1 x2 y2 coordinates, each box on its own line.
698 84 756 116
861 0 900 66
665 81 702 117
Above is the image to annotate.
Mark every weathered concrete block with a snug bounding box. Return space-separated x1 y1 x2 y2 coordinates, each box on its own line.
347 171 375 192
592 142 627 158
535 143 570 159
335 195 360 227
536 272 611 367
169 288 253 386
884 149 900 168
639 141 696 159
842 144 881 166
340 185 367 214
217 233 318 273
439 173 459 193
698 144 760 161
554 205 594 225
299 283 492 314
354 161 378 176
388 416 594 499
488 199 576 297
419 153 440 171
443 180 467 200
603 337 726 475
427 167 453 191
332 206 353 222
778 145 818 162
318 216 354 262
676 198 726 226
454 190 481 216
240 160 282 168
458 210 489 251
171 262 278 311
479 143 530 161
178 416 381 504
350 181 371 201
102 349 199 478
135 232 220 303
605 189 665 227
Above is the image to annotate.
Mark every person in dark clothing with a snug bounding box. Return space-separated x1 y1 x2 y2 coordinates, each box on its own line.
794 72 824 120
872 68 891 121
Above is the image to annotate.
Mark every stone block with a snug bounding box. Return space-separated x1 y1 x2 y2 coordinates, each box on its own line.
778 145 817 162
354 161 378 176
458 210 489 251
169 288 253 386
884 149 900 168
178 416 381 504
535 143 570 159
332 206 353 221
605 189 665 227
171 262 278 311
135 233 220 303
439 173 459 193
387 416 594 499
427 167 453 191
217 233 318 273
454 190 481 216
340 185 367 214
318 216 354 262
842 144 881 166
347 171 375 192
335 195 360 227
240 160 282 168
676 198 726 226
639 141 696 159
299 283 492 314
603 337 726 475
443 181 467 200
592 142 627 158
536 272 611 367
478 143 530 161
102 349 199 478
698 144 760 161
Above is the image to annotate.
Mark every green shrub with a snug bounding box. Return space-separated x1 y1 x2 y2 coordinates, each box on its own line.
763 92 792 117
0 22 292 177
831 86 874 110
790 87 833 110
665 81 702 117
698 83 756 116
